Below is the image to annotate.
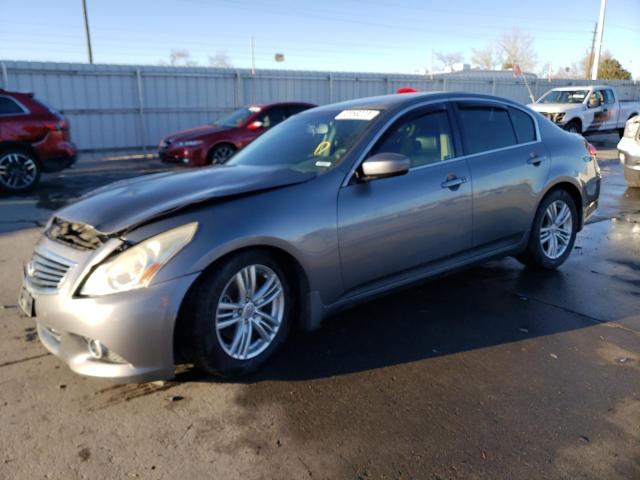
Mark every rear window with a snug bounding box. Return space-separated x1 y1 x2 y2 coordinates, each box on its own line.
0 96 25 115
603 89 615 105
509 108 536 143
456 105 517 155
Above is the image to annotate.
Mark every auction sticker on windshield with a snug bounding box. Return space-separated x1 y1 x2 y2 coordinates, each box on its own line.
335 109 380 121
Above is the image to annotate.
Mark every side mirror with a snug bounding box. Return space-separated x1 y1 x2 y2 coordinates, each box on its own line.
361 153 410 180
247 120 264 131
588 97 601 108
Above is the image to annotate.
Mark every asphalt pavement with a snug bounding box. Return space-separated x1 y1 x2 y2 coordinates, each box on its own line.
0 138 638 479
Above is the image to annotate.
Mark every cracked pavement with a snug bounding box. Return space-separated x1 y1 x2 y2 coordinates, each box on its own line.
0 138 639 479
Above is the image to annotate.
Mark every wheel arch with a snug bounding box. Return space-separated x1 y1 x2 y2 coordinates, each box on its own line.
0 141 41 164
538 179 584 230
173 243 316 363
206 141 239 164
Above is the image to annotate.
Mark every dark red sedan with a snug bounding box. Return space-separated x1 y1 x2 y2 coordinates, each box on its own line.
0 89 76 192
158 102 315 166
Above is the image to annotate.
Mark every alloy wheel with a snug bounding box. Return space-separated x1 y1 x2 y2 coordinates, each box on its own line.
0 153 38 190
540 200 573 259
215 264 285 360
212 146 235 164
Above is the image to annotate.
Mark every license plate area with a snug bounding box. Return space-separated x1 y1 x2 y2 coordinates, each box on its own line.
19 287 35 318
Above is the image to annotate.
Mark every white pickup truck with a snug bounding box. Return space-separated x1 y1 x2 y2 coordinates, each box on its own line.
528 85 639 137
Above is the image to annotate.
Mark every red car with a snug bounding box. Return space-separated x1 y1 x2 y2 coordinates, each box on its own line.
0 89 76 193
159 102 315 166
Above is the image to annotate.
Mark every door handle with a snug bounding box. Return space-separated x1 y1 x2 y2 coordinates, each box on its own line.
440 176 467 189
527 153 546 166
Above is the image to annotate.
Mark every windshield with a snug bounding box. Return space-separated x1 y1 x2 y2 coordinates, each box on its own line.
212 107 257 127
226 108 379 173
538 90 588 104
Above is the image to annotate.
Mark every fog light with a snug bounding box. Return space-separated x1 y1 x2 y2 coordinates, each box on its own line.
182 158 189 164
88 339 105 359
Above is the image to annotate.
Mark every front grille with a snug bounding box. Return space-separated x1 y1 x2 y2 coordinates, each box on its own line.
46 217 103 251
26 249 75 293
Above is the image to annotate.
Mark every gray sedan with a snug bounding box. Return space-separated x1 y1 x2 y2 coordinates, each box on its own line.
20 92 601 382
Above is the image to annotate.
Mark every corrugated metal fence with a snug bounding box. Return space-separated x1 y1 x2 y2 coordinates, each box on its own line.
1 60 639 151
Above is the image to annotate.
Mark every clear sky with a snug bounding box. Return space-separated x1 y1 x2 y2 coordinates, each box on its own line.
0 0 638 78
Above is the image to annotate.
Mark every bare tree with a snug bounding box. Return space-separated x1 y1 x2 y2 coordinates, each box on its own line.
208 52 233 68
497 28 537 71
471 45 498 69
434 51 464 70
169 49 198 67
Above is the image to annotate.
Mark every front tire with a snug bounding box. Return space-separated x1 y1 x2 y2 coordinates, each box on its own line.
517 189 578 270
0 149 41 193
186 251 292 377
208 144 237 165
564 120 581 134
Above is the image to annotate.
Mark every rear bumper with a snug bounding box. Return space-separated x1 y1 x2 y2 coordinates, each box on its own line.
35 137 77 172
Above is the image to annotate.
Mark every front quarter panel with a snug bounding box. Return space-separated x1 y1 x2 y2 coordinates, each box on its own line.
126 170 345 306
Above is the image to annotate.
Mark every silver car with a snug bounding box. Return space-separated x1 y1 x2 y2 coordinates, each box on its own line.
20 92 601 382
617 116 640 187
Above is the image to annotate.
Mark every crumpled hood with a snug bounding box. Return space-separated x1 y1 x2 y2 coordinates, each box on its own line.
529 103 584 115
55 165 315 234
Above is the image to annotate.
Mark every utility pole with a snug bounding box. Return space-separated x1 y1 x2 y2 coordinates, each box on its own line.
591 0 606 80
250 35 256 103
81 0 94 64
588 22 597 77
250 35 256 75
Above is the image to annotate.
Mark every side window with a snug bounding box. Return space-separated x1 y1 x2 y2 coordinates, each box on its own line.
373 109 456 168
456 104 517 154
0 97 25 115
258 107 286 128
603 89 615 105
590 90 605 105
509 108 536 144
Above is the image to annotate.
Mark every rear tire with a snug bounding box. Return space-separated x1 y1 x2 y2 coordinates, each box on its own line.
185 250 293 378
208 144 237 165
517 189 578 270
0 149 41 193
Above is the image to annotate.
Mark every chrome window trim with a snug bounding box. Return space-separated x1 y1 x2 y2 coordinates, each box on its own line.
342 96 542 186
0 95 30 116
409 140 543 173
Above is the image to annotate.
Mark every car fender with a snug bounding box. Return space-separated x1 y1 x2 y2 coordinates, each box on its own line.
187 235 327 330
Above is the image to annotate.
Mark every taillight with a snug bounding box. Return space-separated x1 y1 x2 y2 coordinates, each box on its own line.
585 141 597 159
45 117 68 132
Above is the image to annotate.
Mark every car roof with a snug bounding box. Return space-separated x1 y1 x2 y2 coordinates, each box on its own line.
251 101 316 109
550 85 612 92
311 91 527 114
